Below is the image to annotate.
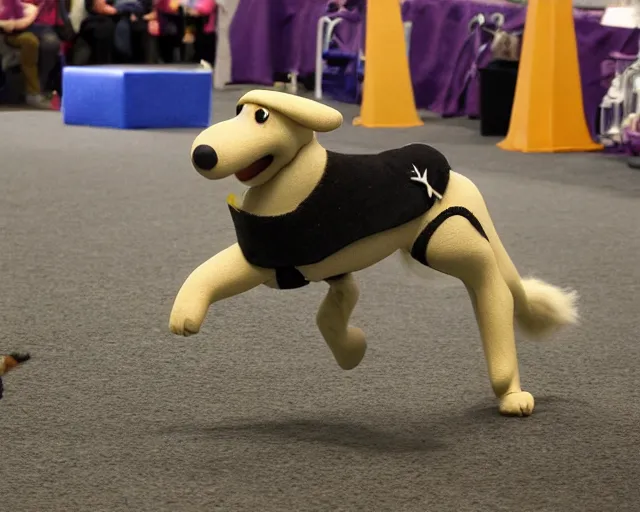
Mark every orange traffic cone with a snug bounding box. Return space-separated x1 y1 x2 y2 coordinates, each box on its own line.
498 0 603 152
353 0 423 128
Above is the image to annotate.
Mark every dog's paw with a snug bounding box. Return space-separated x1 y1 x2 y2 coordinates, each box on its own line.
499 391 535 417
334 326 367 371
169 308 203 337
169 296 210 337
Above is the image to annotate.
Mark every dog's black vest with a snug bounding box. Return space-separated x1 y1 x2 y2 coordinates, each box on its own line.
228 143 451 289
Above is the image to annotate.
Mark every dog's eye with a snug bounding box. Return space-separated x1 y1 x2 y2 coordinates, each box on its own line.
255 108 270 124
236 104 243 116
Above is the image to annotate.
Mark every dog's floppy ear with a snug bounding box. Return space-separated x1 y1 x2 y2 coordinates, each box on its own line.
237 90 343 133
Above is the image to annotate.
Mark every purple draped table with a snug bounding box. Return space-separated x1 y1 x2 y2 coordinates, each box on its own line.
229 0 335 85
409 0 639 138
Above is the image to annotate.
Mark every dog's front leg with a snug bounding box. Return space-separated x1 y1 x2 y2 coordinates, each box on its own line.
316 273 367 370
169 243 272 336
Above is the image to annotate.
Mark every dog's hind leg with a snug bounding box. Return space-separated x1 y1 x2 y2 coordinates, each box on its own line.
418 214 534 417
470 203 578 339
316 273 367 370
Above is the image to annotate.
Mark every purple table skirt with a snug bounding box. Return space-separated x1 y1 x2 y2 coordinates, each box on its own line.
229 0 339 85
228 0 406 85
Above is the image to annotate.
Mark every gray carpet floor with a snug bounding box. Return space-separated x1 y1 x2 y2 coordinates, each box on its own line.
1 88 639 512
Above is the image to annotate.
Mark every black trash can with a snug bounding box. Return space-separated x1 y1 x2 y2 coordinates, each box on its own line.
479 59 519 136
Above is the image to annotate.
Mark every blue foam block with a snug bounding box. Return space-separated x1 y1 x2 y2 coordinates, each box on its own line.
62 66 212 129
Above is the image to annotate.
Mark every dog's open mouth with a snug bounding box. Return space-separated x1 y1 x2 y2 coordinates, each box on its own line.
235 155 274 182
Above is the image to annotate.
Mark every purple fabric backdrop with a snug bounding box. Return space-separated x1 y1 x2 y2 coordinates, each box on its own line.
228 0 274 84
407 0 639 140
229 0 361 84
408 0 521 118
407 0 639 137
328 8 362 52
227 0 639 137
229 0 331 84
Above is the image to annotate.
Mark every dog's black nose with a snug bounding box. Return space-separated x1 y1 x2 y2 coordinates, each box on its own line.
192 144 218 171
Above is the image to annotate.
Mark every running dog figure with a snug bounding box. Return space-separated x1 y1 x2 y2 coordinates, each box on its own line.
169 90 578 417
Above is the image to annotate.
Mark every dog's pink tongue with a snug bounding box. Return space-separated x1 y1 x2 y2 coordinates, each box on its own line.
236 156 272 182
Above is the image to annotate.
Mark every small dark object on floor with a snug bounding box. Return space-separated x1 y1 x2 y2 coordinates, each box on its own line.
9 352 31 364
627 156 640 169
0 352 31 401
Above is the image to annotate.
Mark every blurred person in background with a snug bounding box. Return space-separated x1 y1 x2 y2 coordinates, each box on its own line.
0 0 53 107
68 0 152 65
23 0 74 96
155 0 216 65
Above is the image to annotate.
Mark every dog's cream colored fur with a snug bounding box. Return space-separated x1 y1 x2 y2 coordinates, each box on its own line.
170 90 578 417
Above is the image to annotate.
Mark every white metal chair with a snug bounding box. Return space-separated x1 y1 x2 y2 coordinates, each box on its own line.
598 53 640 145
314 15 346 99
404 21 413 55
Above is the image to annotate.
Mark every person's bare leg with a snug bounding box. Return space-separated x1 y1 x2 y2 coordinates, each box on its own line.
316 274 367 370
423 216 534 416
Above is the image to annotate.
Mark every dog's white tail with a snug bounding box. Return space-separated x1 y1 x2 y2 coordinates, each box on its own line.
487 226 579 339
511 277 579 339
400 226 578 339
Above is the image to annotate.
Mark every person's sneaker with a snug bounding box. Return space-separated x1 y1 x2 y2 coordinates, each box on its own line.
25 94 53 110
50 92 61 111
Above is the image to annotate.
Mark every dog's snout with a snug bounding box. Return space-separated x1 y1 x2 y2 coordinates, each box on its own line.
192 144 219 171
